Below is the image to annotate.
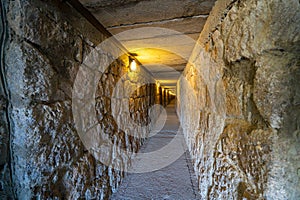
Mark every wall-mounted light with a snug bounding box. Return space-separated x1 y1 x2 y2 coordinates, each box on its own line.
130 59 137 71
128 55 138 72
156 81 160 88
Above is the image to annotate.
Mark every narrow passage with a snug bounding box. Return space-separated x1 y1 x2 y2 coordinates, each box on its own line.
111 100 199 200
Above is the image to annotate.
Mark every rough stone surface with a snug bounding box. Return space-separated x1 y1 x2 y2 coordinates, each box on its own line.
0 1 14 198
178 0 300 199
1 0 162 199
81 0 215 27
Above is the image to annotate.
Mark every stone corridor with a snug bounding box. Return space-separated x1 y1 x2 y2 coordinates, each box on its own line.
111 100 199 199
0 0 300 199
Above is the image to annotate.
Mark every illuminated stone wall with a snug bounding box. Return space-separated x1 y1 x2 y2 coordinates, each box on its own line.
178 0 300 199
0 0 161 199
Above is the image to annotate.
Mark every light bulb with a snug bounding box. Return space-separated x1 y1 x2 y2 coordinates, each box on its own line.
130 60 137 71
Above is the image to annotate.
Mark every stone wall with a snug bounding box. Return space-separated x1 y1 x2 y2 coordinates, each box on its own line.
1 0 160 199
0 1 14 198
178 0 300 199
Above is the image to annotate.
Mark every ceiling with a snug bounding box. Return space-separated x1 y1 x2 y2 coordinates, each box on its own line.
79 0 216 93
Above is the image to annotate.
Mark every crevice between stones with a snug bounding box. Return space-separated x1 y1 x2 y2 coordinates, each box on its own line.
184 150 198 198
107 14 209 29
0 0 15 198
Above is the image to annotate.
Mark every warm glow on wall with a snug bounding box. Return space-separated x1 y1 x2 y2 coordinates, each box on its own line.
156 81 160 88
